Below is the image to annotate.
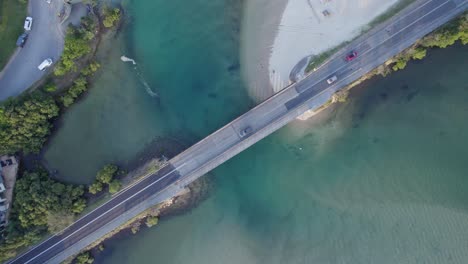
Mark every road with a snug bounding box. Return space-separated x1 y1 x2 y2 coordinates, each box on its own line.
0 0 88 101
0 0 65 101
8 0 468 263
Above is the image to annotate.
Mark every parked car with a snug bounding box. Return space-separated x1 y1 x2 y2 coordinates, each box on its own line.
16 33 28 47
239 126 253 138
38 58 53 71
24 17 33 31
326 75 338 84
45 0 51 4
345 51 358 61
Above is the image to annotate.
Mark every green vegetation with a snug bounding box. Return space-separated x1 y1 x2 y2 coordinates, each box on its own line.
130 222 141 234
75 251 94 264
145 216 159 227
89 164 122 194
81 61 100 76
0 94 59 154
365 0 417 30
54 17 97 76
13 170 86 228
102 7 121 28
108 180 122 194
391 14 468 71
0 0 27 68
61 76 89 107
305 0 417 72
0 9 119 263
96 164 118 184
0 169 87 262
332 90 349 103
43 83 58 93
88 181 103 195
305 42 348 72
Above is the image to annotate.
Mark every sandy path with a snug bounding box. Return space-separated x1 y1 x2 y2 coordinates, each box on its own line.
241 0 403 102
269 0 399 92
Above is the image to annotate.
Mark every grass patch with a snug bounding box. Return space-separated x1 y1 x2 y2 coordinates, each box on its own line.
0 0 27 69
365 0 418 30
305 42 349 72
305 0 417 73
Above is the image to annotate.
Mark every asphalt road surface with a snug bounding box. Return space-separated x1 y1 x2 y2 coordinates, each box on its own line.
0 0 64 101
9 0 467 263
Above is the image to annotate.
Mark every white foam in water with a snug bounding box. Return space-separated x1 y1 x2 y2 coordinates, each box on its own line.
138 72 159 98
121 55 159 97
120 55 137 65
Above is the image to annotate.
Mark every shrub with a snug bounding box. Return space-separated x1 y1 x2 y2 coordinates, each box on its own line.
88 182 103 194
96 164 118 184
102 7 121 28
145 216 159 227
108 180 121 194
75 252 94 264
43 84 57 93
0 95 59 154
54 28 92 76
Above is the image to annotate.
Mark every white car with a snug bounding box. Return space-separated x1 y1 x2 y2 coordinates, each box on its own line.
24 17 33 31
326 75 338 84
45 0 51 3
38 58 53 71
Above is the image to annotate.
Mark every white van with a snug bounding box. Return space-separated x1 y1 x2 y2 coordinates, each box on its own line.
24 17 33 31
38 58 53 71
326 75 338 84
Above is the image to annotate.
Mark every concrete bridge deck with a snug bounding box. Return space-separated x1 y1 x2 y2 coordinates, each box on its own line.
9 0 467 263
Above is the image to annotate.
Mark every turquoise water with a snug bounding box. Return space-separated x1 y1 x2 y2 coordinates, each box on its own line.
44 0 250 183
96 44 468 264
43 0 468 263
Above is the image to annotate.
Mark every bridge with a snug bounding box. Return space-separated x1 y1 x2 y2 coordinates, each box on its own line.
9 0 467 263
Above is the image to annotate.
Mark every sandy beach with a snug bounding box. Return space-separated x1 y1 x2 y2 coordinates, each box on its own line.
241 0 400 101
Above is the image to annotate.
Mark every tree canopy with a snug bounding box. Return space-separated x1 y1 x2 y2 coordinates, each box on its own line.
0 95 59 154
12 170 86 229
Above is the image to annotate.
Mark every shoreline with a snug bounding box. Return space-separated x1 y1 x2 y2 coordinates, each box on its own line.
241 0 404 101
240 0 288 102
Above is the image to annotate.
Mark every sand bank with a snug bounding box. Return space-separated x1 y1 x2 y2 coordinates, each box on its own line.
241 0 400 101
240 0 288 102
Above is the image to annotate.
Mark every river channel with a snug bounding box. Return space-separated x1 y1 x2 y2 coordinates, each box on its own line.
44 0 468 263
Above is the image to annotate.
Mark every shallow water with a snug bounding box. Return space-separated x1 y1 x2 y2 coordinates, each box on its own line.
44 0 250 183
44 0 468 263
96 43 468 264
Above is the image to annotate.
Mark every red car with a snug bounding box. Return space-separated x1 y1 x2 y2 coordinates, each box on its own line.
345 51 358 61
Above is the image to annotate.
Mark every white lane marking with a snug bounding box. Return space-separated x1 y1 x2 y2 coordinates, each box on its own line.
226 0 458 139
317 0 437 70
15 0 463 262
22 163 186 264
11 162 172 263
305 0 453 91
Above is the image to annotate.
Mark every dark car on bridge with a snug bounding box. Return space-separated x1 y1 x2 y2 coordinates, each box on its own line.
345 51 358 61
239 126 253 138
16 33 28 47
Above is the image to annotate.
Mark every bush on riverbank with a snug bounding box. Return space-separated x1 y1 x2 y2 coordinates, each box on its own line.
391 13 467 71
61 76 89 107
54 15 99 77
102 7 121 28
0 169 87 262
13 170 86 228
75 251 94 264
145 216 159 227
0 94 59 154
54 28 92 76
89 164 122 194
